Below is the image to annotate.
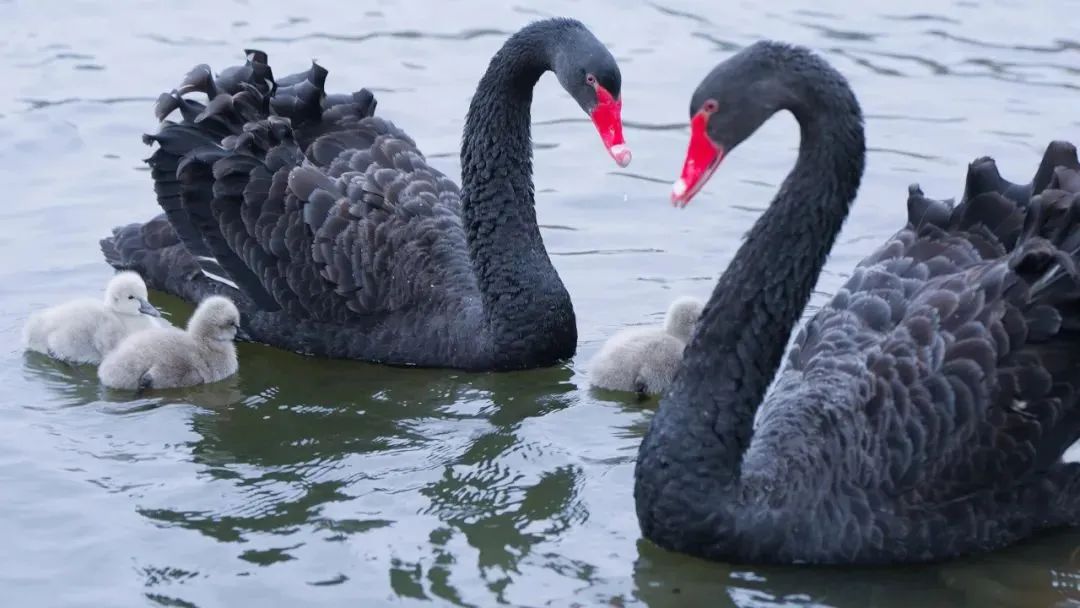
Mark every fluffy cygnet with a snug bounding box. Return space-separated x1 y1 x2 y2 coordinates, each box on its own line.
98 295 240 391
588 296 704 397
22 271 163 364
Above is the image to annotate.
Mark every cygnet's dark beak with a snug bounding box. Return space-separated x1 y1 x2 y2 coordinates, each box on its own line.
139 298 163 317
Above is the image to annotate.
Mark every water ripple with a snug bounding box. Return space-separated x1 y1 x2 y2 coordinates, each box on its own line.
841 47 951 75
865 113 966 124
15 52 95 68
801 23 882 42
647 1 712 25
551 248 665 257
927 30 1080 54
249 28 510 45
691 32 743 52
609 171 669 185
139 33 228 47
880 13 961 25
868 146 943 161
17 96 157 112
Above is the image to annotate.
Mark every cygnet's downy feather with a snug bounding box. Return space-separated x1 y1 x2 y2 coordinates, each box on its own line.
588 296 704 396
22 271 164 364
98 295 240 391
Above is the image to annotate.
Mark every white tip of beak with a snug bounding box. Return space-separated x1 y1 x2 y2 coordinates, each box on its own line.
672 178 688 198
609 144 632 168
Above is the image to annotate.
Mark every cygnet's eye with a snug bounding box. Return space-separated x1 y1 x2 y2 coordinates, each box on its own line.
128 296 135 300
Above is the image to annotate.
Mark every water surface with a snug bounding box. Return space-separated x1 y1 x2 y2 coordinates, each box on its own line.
2 0 1080 606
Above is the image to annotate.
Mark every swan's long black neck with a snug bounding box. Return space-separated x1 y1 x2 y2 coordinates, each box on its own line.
460 21 577 368
639 71 865 504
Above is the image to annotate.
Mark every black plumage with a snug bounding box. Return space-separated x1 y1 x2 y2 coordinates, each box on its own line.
635 40 1080 565
962 141 1079 205
101 18 626 370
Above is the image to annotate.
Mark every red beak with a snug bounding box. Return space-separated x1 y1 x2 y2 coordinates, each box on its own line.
590 85 632 168
671 109 723 207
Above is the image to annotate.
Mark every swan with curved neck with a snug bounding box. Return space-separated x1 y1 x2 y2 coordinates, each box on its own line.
457 18 630 366
100 18 630 371
636 41 1080 565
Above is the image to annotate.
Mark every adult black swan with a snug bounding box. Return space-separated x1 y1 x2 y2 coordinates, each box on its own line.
100 18 630 371
634 40 1080 565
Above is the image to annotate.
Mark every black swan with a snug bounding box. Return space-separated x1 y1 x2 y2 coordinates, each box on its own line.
100 18 629 371
634 40 1080 565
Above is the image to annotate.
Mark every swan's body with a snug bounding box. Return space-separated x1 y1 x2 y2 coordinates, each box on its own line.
99 19 629 371
635 41 1080 565
22 271 163 364
589 296 703 395
99 295 240 390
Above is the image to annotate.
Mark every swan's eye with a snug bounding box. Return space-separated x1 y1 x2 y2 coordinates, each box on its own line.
702 99 719 113
128 296 135 300
585 73 597 87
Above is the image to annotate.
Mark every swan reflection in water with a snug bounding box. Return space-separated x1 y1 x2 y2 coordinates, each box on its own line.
631 535 1080 607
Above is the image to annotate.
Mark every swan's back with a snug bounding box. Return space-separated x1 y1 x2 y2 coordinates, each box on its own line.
142 53 478 322
747 143 1080 560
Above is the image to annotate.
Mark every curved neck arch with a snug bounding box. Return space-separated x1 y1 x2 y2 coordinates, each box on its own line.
636 66 866 528
459 21 579 366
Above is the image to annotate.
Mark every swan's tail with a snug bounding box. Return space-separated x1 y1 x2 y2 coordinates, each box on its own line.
104 49 377 310
100 214 253 311
960 140 1080 206
99 214 205 297
889 143 1080 556
959 144 1080 472
903 141 1080 252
